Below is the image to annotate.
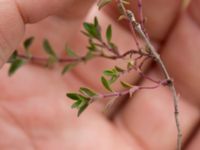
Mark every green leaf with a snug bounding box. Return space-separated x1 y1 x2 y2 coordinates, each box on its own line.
24 37 34 50
84 51 94 62
97 0 112 10
9 51 18 62
115 66 125 73
87 45 96 52
103 68 119 84
94 17 99 28
106 25 112 43
108 42 119 55
67 93 81 101
103 70 115 76
83 23 97 37
65 47 77 57
67 93 89 117
101 76 113 92
71 101 82 109
79 87 97 97
43 39 57 59
120 81 134 88
87 39 97 52
109 75 118 84
62 63 77 74
9 59 25 76
77 101 89 117
83 22 101 40
81 31 91 37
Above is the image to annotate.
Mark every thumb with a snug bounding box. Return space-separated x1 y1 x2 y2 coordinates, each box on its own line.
0 0 94 68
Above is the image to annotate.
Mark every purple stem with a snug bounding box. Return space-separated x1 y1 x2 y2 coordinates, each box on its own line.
137 0 144 29
95 79 167 100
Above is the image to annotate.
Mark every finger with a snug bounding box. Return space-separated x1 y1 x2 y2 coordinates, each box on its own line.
15 0 95 23
185 124 200 150
114 69 200 149
161 0 200 106
114 0 200 148
0 0 24 67
0 0 94 68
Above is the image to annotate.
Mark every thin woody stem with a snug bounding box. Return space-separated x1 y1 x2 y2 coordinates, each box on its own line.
94 79 167 100
127 11 182 150
16 48 151 64
118 1 182 150
137 0 144 28
17 54 84 63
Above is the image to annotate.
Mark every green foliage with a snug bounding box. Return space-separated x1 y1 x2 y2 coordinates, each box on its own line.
103 67 121 84
108 42 119 55
83 22 101 40
84 51 94 62
106 25 112 43
79 87 97 97
8 14 133 117
24 37 34 58
24 37 34 50
87 39 98 52
43 39 57 58
120 81 133 88
62 63 77 74
67 86 98 116
65 47 78 57
8 51 26 76
115 66 125 73
101 76 113 92
66 93 89 116
97 0 112 10
43 39 58 66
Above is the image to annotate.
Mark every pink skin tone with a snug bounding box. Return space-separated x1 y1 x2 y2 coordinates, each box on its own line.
0 0 199 149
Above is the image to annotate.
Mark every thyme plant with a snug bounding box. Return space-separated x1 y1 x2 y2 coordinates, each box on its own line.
7 0 182 150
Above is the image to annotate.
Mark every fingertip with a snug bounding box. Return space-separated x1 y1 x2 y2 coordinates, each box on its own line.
0 0 25 68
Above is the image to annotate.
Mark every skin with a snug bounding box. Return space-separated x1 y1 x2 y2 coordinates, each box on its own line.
0 0 199 149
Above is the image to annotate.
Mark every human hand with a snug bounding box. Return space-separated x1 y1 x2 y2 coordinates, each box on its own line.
0 0 199 150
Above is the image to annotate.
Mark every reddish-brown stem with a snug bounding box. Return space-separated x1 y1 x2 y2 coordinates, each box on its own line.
135 67 160 84
16 47 151 65
94 79 167 100
17 54 84 63
137 0 144 29
139 56 150 69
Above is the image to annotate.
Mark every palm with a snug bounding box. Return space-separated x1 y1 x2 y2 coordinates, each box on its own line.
0 0 199 150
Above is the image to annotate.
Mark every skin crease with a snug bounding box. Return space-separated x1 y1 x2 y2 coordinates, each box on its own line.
0 0 199 150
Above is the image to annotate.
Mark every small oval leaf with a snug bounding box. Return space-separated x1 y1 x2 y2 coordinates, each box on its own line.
97 0 112 10
101 76 113 92
106 25 112 43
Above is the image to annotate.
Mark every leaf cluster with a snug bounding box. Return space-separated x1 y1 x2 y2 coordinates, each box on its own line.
67 87 97 116
8 37 34 76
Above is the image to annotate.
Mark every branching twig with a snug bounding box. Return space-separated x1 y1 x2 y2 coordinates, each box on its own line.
93 79 168 100
16 48 151 64
118 1 182 149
